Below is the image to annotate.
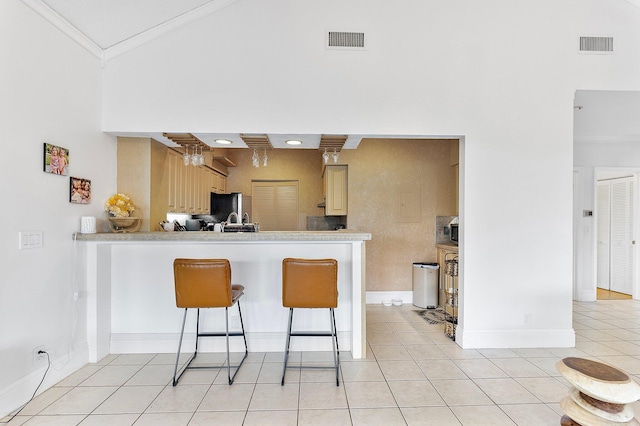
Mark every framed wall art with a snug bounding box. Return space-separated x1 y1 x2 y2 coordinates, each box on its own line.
43 143 69 175
70 177 91 204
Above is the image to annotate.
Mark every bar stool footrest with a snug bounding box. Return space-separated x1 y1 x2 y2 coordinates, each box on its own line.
289 331 335 337
198 332 244 337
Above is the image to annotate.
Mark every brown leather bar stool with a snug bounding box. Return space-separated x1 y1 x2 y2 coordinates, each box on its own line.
281 257 339 386
172 258 248 386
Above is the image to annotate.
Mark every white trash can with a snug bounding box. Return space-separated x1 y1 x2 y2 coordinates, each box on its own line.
412 262 439 309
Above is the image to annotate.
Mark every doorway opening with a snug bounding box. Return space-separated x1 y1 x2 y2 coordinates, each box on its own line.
595 171 637 300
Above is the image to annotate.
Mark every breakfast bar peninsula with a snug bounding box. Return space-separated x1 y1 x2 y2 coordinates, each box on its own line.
75 230 371 362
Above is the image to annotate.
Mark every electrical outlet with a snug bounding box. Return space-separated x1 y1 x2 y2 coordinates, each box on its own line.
523 313 531 326
33 345 47 366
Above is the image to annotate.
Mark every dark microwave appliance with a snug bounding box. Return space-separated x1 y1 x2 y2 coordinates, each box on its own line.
450 224 459 243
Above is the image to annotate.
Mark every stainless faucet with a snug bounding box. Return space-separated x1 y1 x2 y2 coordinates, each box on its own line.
226 212 240 223
243 213 250 224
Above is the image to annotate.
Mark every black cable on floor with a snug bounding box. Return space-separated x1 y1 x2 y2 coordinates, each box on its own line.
0 351 51 424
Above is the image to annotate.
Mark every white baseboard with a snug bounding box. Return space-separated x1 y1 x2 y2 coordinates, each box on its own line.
457 327 575 348
0 344 89 419
576 290 596 302
366 291 413 305
110 332 352 354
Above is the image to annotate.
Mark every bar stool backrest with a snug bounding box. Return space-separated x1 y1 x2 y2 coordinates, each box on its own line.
174 258 232 308
282 258 338 308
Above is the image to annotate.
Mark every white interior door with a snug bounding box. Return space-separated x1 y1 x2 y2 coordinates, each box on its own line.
251 181 299 231
597 177 636 295
610 178 635 294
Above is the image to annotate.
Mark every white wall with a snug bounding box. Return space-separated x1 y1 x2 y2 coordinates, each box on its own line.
101 0 634 349
0 0 117 416
100 0 640 349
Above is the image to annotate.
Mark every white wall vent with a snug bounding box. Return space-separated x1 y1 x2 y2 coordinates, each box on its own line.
326 31 365 49
579 36 614 53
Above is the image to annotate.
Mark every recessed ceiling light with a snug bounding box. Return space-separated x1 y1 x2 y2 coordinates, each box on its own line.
286 140 303 145
215 139 232 145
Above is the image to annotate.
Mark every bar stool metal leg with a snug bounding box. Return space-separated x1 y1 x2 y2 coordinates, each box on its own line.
173 308 203 386
280 258 339 386
330 308 340 386
280 307 340 386
281 308 294 385
173 303 248 386
173 308 189 386
225 301 249 384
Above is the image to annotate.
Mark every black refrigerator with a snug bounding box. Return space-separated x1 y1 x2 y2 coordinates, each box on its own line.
210 192 243 223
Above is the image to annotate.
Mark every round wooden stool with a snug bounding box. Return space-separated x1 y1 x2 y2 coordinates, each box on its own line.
556 357 640 425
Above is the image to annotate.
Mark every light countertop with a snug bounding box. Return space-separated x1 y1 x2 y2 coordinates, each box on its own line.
74 230 371 242
436 243 459 250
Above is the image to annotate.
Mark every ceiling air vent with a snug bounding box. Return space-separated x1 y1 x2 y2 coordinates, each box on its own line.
579 36 614 53
327 31 365 49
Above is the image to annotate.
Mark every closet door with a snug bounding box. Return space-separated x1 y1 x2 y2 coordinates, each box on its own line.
609 178 635 295
251 181 299 231
597 182 611 290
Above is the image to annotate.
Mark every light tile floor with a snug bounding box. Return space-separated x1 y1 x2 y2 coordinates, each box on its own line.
5 300 640 425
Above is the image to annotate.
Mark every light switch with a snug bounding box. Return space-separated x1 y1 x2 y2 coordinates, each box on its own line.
19 231 43 249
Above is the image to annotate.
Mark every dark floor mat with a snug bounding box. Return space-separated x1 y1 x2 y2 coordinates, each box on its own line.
414 308 456 325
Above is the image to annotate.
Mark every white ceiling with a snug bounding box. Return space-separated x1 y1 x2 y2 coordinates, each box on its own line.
23 0 640 149
118 132 381 150
39 0 217 49
31 0 640 52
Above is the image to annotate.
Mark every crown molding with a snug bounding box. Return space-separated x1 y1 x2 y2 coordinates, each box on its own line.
21 0 103 59
21 0 239 63
103 0 239 62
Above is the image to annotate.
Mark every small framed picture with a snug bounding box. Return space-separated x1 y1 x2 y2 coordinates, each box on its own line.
43 143 69 175
70 177 91 204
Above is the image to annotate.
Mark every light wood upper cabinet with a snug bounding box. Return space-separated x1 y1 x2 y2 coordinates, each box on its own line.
167 149 180 212
165 148 226 215
323 165 348 216
118 138 230 230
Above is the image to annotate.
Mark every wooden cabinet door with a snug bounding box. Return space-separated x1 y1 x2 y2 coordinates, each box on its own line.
193 166 202 213
166 149 224 214
166 150 180 212
437 247 458 316
324 165 348 216
177 157 187 212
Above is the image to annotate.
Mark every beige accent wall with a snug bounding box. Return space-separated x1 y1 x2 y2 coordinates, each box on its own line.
225 149 325 228
225 138 458 292
339 139 457 291
116 137 153 231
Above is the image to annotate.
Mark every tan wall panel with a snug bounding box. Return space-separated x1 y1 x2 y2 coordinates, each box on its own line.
117 137 151 231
